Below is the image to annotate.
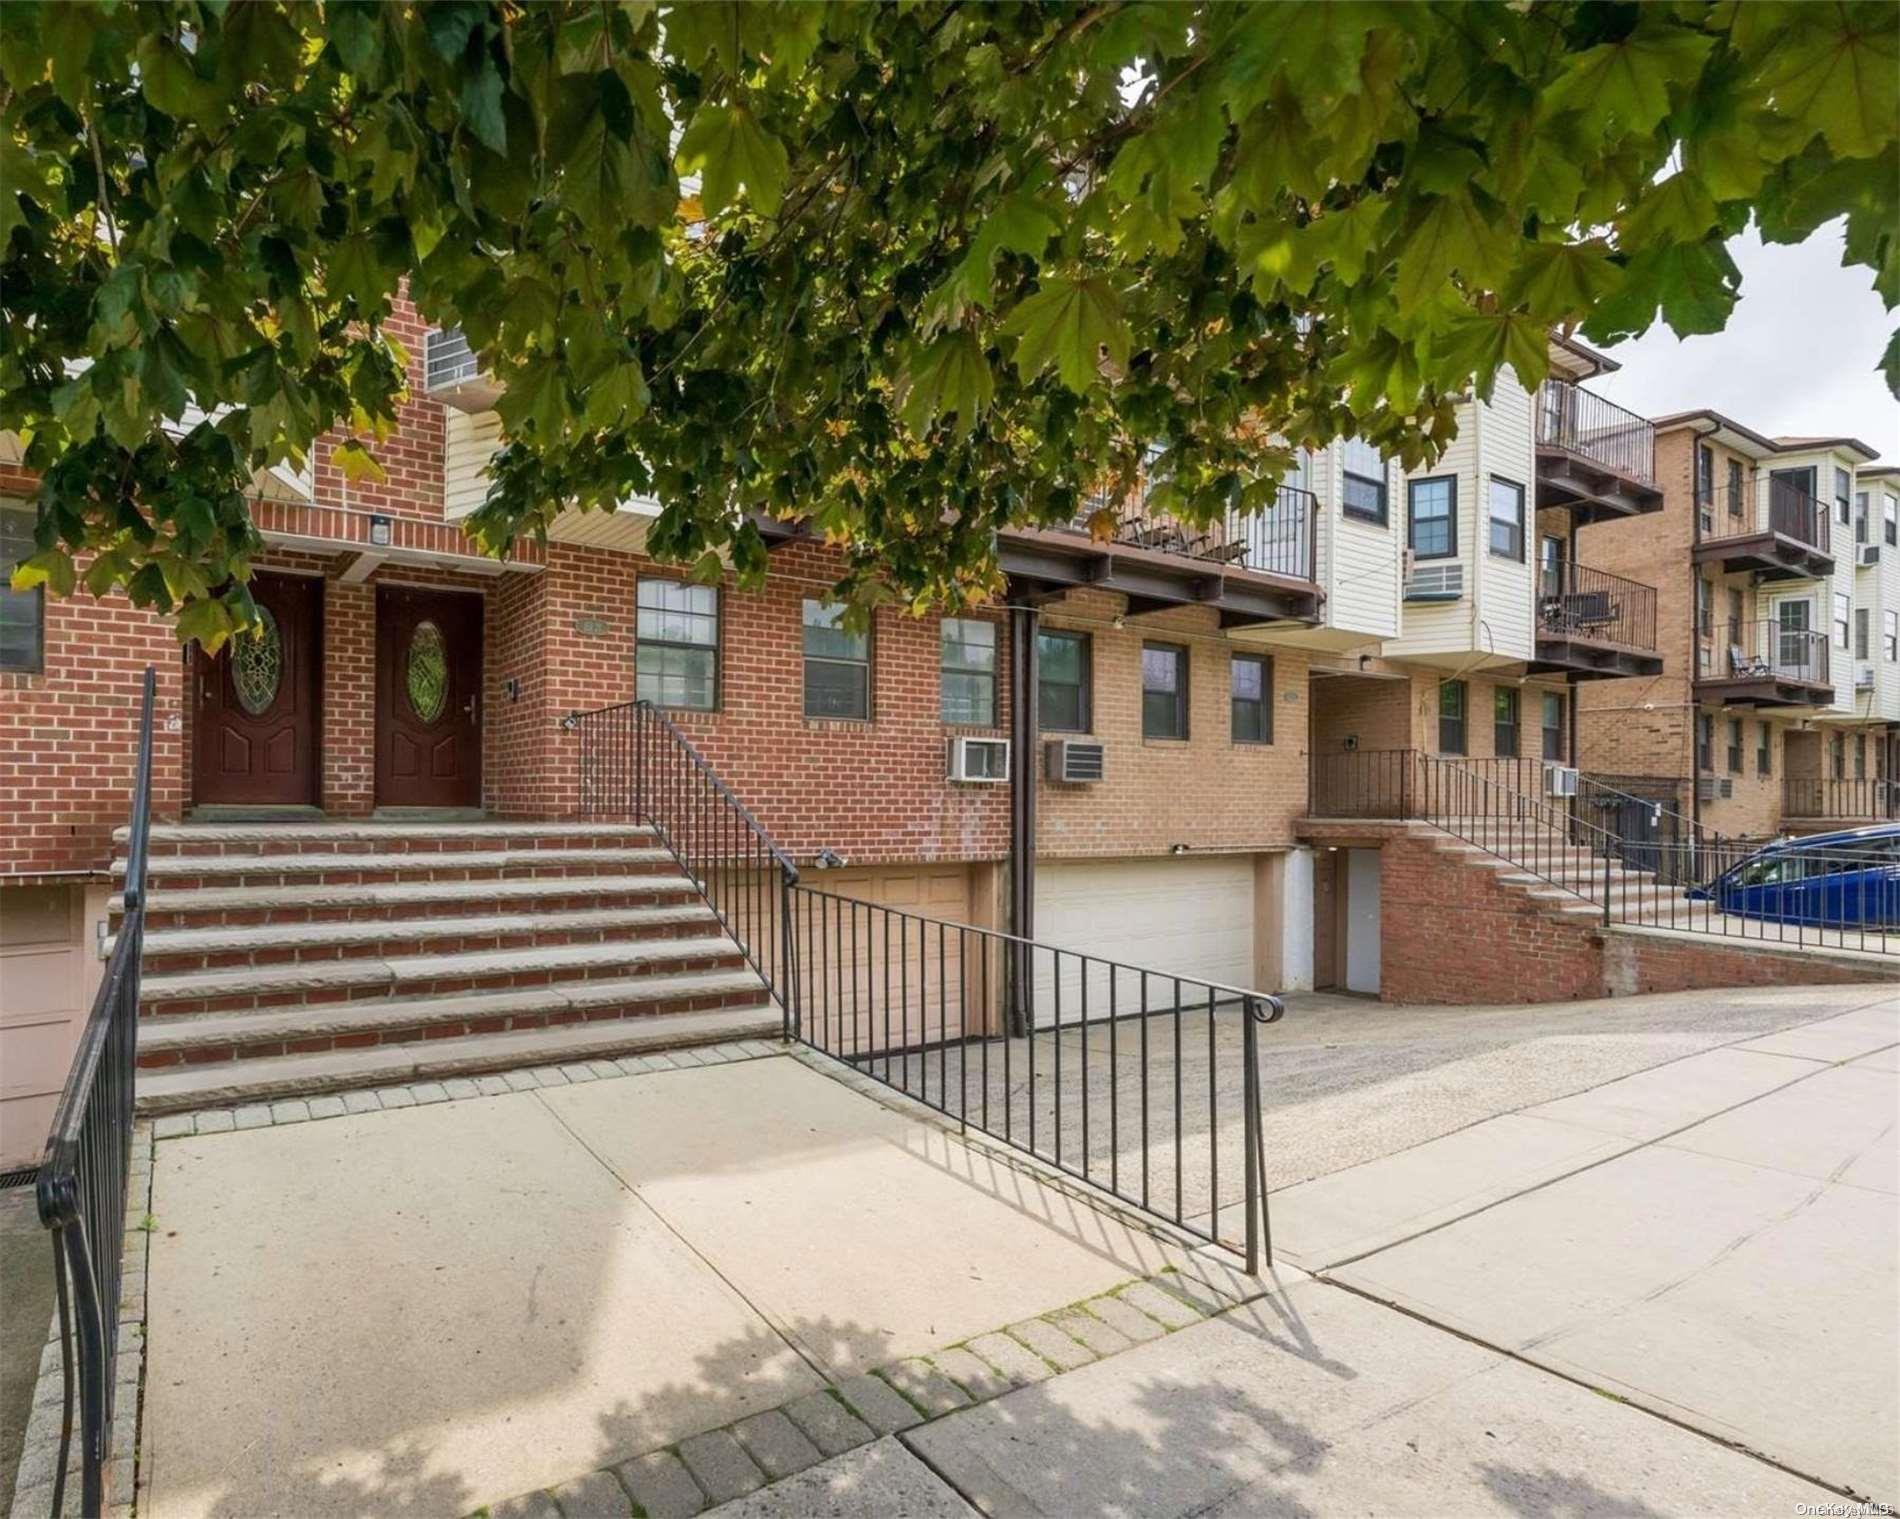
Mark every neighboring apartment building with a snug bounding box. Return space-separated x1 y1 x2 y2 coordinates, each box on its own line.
1574 410 1890 838
1279 339 1667 990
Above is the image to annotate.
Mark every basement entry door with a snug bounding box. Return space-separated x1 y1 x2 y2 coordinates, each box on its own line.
1033 856 1255 1027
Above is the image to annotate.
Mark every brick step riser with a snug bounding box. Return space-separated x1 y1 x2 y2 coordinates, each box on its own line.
142 835 654 860
136 988 768 1071
139 858 682 893
139 919 717 975
139 887 700 931
141 951 751 1017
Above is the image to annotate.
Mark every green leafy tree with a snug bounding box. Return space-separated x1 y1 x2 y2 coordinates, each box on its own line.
3 1 1895 645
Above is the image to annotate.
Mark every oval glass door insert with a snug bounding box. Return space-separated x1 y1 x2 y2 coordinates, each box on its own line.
232 606 282 716
406 620 448 723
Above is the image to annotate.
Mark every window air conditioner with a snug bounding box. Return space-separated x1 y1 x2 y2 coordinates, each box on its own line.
947 736 1010 783
1044 738 1107 784
1404 562 1464 603
1544 765 1579 798
1856 662 1875 688
1861 544 1881 567
1696 777 1734 801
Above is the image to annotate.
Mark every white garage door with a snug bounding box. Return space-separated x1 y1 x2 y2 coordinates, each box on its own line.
1032 856 1255 1027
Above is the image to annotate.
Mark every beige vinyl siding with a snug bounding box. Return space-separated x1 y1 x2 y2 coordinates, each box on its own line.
443 409 504 521
1475 379 1536 663
1313 442 1402 641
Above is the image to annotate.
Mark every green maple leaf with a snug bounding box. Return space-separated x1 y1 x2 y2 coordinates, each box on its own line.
898 331 995 440
1883 330 1900 395
1395 191 1514 308
1542 24 1714 136
676 104 788 217
1619 172 1720 247
1583 241 1739 343
998 278 1130 394
327 234 389 314
1434 309 1549 396
175 595 234 654
1505 241 1623 320
582 360 650 430
1750 4 1900 160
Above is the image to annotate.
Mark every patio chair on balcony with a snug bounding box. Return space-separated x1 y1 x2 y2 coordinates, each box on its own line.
1199 538 1251 567
1728 644 1772 679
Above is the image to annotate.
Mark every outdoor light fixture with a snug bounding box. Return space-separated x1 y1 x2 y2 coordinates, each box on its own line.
814 848 848 869
1169 842 1188 855
368 514 392 547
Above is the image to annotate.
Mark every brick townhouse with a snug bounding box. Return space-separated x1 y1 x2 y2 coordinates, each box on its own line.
1573 410 1893 840
0 295 1326 1160
5 300 1887 1157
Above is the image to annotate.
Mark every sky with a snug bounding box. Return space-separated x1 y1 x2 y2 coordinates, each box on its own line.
1588 219 1900 463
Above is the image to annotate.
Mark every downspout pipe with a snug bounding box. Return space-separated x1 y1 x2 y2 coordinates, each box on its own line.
1007 604 1038 1038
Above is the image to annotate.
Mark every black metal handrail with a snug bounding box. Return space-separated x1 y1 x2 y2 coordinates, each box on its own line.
788 886 1286 1271
37 667 156 1519
567 700 799 1021
1536 379 1656 484
1537 560 1657 652
1784 777 1900 821
1310 748 1898 953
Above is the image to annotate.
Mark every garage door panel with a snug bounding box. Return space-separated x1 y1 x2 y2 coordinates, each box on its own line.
794 866 994 1054
1033 858 1254 1030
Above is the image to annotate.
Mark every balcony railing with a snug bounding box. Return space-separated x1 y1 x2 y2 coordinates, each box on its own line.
1698 479 1831 555
1538 560 1657 651
1537 379 1655 485
1076 483 1317 583
1783 777 1900 821
1698 618 1830 690
424 326 481 390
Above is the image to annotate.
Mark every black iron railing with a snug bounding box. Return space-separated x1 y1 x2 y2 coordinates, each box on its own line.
1784 777 1900 821
568 700 799 1017
37 667 156 1519
570 701 1290 1269
1308 749 1898 954
788 887 1285 1271
1536 379 1656 484
1077 483 1317 583
1538 560 1657 652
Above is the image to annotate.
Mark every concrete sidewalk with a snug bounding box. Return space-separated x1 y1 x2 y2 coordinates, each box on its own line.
137 1051 1217 1519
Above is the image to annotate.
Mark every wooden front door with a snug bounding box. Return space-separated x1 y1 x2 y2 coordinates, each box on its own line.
375 586 483 809
193 572 322 807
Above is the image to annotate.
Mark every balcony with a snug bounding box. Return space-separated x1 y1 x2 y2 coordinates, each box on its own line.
424 326 503 412
1783 776 1900 824
1535 380 1663 522
1695 619 1832 707
1527 561 1663 680
1693 480 1833 581
995 484 1323 626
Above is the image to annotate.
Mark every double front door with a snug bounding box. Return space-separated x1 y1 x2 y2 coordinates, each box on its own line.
194 577 483 809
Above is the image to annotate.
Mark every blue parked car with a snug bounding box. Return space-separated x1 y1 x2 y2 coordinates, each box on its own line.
1689 825 1900 928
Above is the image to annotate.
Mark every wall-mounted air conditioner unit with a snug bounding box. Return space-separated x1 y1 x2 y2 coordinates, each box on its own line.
1403 563 1464 603
947 736 1010 783
1044 738 1106 784
1544 765 1579 798
1856 662 1875 688
1696 776 1734 801
1861 544 1882 567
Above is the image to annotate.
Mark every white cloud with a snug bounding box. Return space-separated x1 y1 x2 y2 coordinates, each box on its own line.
1587 220 1899 462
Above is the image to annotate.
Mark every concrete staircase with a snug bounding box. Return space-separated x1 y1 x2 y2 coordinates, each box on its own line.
1420 815 1691 925
116 822 780 1113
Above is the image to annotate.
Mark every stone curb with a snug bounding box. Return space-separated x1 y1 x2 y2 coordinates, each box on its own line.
148 1039 789 1138
471 1270 1234 1518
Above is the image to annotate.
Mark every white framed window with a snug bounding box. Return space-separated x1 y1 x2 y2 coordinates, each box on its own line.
1487 476 1525 560
1340 439 1388 525
803 600 872 720
635 578 718 710
940 618 997 725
